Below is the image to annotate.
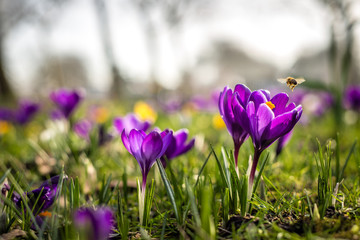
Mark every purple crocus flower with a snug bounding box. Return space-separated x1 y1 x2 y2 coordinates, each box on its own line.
121 129 173 190
344 85 360 111
50 89 82 119
114 114 151 136
160 129 195 167
74 207 114 240
2 175 66 216
0 108 14 121
14 100 40 125
233 89 302 189
219 85 251 168
74 119 93 141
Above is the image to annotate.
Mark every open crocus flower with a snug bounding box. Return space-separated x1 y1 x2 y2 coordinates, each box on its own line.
233 89 302 190
2 175 66 217
74 207 114 240
219 85 251 168
121 129 172 190
50 89 82 119
160 129 195 167
114 114 151 136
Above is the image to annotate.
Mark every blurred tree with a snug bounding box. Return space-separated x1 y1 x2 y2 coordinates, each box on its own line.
93 0 126 99
132 0 211 97
0 0 67 101
33 55 89 95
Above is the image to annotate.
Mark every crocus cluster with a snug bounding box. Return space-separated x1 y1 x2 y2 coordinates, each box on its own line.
219 84 302 191
50 89 82 119
74 207 114 240
0 100 40 125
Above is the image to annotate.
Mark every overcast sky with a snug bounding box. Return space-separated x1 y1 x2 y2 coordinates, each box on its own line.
5 0 353 95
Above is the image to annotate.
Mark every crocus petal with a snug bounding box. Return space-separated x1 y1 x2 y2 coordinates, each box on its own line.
141 132 163 163
249 91 268 111
284 102 296 112
270 93 289 116
121 129 131 152
260 90 271 101
246 101 259 144
265 109 299 141
129 129 145 170
177 138 195 156
257 103 275 137
234 84 251 106
113 118 124 134
174 129 189 146
157 130 173 159
233 95 251 133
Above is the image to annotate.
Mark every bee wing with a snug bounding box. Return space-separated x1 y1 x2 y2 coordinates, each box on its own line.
295 78 306 84
277 78 287 84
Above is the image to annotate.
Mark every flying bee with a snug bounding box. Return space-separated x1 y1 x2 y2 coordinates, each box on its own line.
277 77 305 92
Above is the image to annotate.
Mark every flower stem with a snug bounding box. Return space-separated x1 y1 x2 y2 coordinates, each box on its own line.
249 149 262 194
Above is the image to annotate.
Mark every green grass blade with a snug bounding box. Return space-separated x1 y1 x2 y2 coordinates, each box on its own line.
156 159 180 223
195 151 212 188
339 140 357 181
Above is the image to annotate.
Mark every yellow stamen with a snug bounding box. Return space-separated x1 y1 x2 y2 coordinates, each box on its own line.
266 101 275 110
212 114 226 129
38 211 52 217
